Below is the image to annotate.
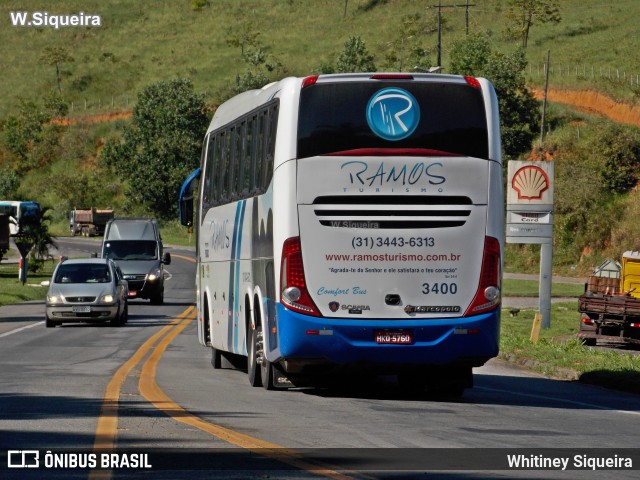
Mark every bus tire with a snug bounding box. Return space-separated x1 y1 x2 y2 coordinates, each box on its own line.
247 327 263 387
260 355 276 391
397 369 427 394
211 347 222 369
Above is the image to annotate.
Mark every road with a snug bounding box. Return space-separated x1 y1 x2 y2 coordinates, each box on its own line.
1 239 639 479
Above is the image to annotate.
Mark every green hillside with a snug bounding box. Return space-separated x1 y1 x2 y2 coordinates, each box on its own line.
1 0 640 117
2 0 640 273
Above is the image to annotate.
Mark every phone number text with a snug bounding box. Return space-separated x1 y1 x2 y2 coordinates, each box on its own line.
352 236 436 250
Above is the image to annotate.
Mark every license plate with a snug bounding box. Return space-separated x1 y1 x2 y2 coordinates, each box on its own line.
128 290 137 298
375 330 413 345
72 306 91 313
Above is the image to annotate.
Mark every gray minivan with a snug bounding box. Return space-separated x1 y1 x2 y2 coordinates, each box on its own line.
101 218 170 304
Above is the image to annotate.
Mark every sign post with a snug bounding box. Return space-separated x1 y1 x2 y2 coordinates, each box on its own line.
14 238 33 286
506 161 555 328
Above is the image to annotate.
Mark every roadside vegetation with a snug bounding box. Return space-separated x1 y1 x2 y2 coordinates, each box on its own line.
502 278 584 297
500 303 640 395
0 262 55 306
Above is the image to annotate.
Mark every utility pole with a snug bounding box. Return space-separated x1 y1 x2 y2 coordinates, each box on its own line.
429 2 476 69
437 0 442 67
540 50 551 147
466 0 470 35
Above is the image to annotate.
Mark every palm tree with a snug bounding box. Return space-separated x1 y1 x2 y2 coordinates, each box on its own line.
17 206 56 272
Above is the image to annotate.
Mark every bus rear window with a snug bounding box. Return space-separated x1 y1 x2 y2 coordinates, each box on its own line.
297 81 489 159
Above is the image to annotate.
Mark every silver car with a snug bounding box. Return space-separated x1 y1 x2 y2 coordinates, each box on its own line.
45 258 128 327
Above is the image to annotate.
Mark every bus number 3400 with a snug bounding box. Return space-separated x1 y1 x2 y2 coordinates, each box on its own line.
422 282 458 295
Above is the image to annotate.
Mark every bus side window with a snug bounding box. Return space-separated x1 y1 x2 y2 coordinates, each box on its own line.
220 130 231 202
202 134 214 206
234 121 246 199
243 116 254 197
262 104 277 189
212 133 223 205
253 112 264 194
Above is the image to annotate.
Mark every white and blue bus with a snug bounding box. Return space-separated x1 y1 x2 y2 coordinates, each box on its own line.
0 200 41 236
180 73 503 395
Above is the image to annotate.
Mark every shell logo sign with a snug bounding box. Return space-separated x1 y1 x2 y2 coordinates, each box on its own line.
506 160 554 244
512 165 550 200
507 161 554 206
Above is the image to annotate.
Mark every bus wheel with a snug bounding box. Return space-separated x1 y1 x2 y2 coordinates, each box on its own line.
397 369 427 395
247 326 263 387
260 349 276 391
211 347 222 369
428 366 471 399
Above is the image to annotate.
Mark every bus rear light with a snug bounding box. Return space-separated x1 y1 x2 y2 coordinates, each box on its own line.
281 237 321 317
464 76 482 89
302 75 319 88
464 236 501 316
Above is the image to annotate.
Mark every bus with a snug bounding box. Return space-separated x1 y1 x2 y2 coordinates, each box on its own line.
180 73 503 395
0 200 41 236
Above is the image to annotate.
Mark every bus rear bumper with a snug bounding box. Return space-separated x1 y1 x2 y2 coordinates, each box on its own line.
275 305 500 373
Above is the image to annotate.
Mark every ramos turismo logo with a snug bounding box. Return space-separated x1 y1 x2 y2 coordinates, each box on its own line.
366 88 420 141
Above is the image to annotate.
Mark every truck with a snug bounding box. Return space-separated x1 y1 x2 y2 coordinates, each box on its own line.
0 214 9 254
69 208 114 237
578 251 640 346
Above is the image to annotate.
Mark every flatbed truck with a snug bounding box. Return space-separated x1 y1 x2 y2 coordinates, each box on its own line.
578 251 640 346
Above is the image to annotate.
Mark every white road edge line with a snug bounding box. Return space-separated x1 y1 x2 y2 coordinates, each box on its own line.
0 321 45 338
478 386 640 416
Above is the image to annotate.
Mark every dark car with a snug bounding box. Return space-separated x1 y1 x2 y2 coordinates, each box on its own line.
45 258 128 327
101 218 170 304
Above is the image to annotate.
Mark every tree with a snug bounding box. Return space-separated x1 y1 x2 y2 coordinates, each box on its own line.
505 0 561 48
225 20 260 57
485 49 539 159
381 13 433 72
102 79 209 219
593 124 640 194
449 34 491 76
17 206 56 272
336 36 376 73
3 98 50 163
38 46 75 92
448 37 539 159
0 165 20 198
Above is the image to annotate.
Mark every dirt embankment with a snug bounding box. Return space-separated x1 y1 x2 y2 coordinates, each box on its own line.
51 89 640 129
51 111 132 126
532 88 640 128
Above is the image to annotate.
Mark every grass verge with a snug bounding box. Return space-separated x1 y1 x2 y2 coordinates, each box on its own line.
502 278 585 297
500 303 640 395
0 262 55 306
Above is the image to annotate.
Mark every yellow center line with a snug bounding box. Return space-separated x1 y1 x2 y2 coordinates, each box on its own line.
88 306 195 480
171 253 195 263
138 311 363 480
89 248 367 480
